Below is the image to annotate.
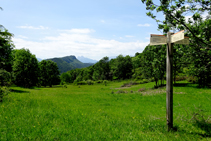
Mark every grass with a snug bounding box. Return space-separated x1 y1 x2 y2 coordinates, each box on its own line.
0 80 211 140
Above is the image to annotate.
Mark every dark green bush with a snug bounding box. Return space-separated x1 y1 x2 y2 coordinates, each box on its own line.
187 76 197 83
77 81 87 85
103 80 108 86
0 86 10 102
96 80 103 83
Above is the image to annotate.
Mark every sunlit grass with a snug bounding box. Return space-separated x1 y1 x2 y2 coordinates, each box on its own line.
0 81 211 140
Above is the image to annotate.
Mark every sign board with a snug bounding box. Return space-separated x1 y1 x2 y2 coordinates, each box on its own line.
171 30 184 43
174 37 189 45
150 34 167 45
149 31 189 131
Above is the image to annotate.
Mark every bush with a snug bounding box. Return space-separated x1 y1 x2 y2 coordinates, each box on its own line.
187 76 197 83
142 79 149 83
134 76 142 81
77 81 87 85
175 76 186 81
87 80 94 85
149 78 155 82
60 81 67 88
0 86 10 102
96 80 103 83
0 69 12 86
103 80 108 86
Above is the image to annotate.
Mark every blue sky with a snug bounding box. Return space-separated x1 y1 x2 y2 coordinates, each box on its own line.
1 0 163 60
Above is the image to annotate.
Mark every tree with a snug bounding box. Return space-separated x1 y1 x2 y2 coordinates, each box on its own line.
39 60 60 87
141 0 211 86
0 29 14 72
92 57 110 80
13 48 39 88
60 72 71 84
111 55 133 80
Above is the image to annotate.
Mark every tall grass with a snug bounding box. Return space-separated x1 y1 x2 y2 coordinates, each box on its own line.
0 81 211 140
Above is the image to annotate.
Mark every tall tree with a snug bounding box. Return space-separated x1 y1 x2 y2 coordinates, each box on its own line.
39 60 60 87
13 49 39 88
141 0 211 86
0 29 14 72
111 55 133 80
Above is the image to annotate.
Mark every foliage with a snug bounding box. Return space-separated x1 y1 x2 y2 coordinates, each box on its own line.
39 60 60 87
0 69 12 86
0 86 9 102
13 48 39 88
92 56 110 80
0 29 14 72
103 80 108 86
110 55 133 80
86 80 94 85
141 45 166 87
60 72 71 84
141 0 211 87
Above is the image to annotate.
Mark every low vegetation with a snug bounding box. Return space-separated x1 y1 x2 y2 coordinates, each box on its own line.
1 81 211 140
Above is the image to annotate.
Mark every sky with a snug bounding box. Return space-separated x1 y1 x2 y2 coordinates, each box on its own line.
1 0 164 61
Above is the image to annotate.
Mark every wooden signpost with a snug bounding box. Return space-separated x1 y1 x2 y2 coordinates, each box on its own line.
150 30 189 131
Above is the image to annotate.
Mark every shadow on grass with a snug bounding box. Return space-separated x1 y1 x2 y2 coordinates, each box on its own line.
174 82 211 89
193 120 211 137
10 89 30 93
171 125 211 138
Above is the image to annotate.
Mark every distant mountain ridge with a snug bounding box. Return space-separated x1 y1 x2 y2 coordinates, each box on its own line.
46 55 94 73
77 56 98 63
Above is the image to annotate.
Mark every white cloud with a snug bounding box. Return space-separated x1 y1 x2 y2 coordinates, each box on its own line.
60 28 95 34
125 35 134 38
13 28 148 60
17 25 49 30
137 23 150 27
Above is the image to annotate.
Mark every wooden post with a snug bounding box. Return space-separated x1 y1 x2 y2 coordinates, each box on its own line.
166 32 174 131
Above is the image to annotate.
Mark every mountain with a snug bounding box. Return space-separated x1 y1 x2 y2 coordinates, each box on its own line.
46 55 94 73
37 58 42 62
77 56 98 63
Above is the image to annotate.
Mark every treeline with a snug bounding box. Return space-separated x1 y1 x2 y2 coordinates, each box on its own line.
60 43 211 88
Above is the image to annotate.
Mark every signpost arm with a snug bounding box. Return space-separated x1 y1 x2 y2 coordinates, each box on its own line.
166 32 174 131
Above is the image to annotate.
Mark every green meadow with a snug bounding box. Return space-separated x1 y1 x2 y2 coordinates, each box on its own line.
1 81 211 140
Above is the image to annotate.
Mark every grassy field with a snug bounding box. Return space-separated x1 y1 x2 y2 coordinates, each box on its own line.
0 81 211 140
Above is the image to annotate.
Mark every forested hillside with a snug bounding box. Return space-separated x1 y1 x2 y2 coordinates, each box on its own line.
46 55 94 73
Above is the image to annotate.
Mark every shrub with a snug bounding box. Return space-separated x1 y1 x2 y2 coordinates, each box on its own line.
0 86 10 102
142 79 149 83
175 76 186 81
77 81 87 85
0 69 12 86
149 78 155 82
96 80 103 83
187 76 197 83
134 76 142 81
103 80 108 86
87 80 94 85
